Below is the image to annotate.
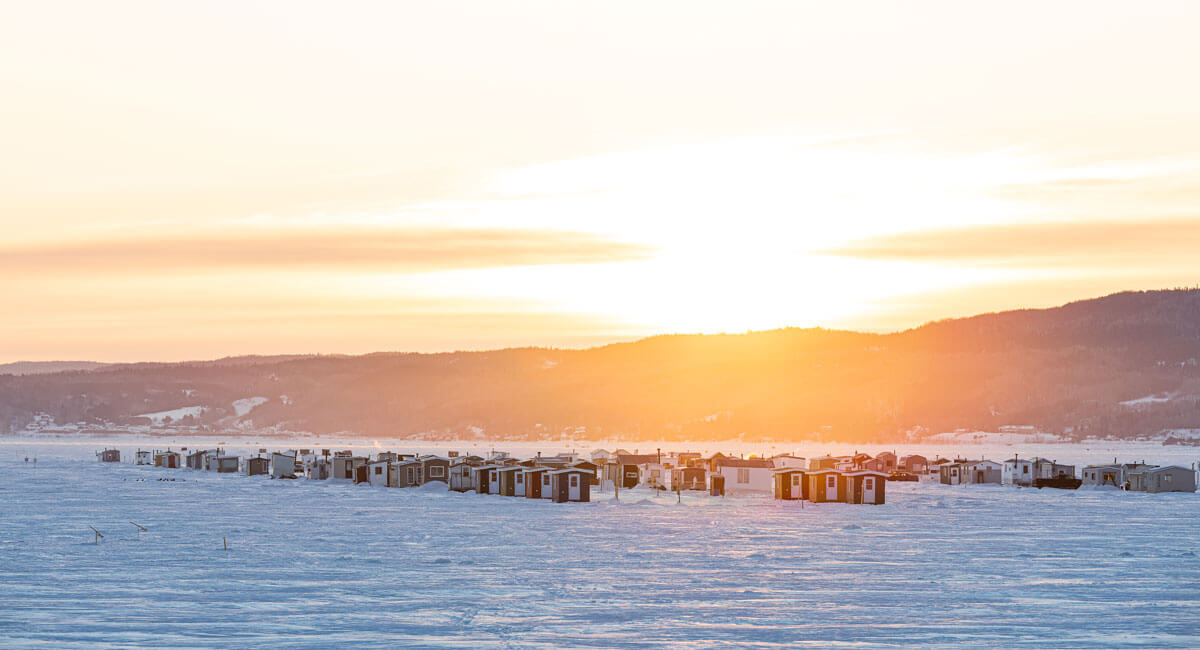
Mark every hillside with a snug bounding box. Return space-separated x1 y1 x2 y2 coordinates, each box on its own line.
5 289 1200 442
0 361 110 376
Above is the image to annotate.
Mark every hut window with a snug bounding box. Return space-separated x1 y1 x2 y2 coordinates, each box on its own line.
865 478 873 489
827 476 836 487
375 466 382 475
792 474 800 485
516 473 523 484
737 469 750 483
1164 474 1173 483
430 466 445 478
570 475 578 487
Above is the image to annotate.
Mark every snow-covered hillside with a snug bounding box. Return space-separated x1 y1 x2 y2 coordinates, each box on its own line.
1 444 1198 647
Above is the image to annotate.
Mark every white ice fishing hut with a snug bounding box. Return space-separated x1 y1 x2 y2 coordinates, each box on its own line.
368 459 394 487
271 452 296 479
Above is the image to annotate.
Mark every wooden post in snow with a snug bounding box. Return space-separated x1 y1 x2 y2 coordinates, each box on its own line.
223 537 228 551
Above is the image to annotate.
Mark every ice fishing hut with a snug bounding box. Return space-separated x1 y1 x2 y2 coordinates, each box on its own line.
715 458 775 495
963 460 1002 484
875 451 897 471
1127 466 1197 493
900 454 928 473
550 468 591 503
394 459 423 487
185 450 205 469
449 458 480 492
496 465 527 497
671 466 708 491
331 456 367 481
473 465 501 494
99 449 121 463
271 452 297 479
421 456 450 484
939 461 967 485
773 468 807 500
154 451 180 468
524 467 553 499
570 460 600 485
807 469 848 503
368 459 394 487
204 449 221 471
216 455 239 473
136 450 152 465
245 456 270 476
845 470 887 504
308 457 330 480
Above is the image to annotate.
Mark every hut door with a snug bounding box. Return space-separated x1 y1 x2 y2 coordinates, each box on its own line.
791 474 802 499
863 477 876 503
826 475 838 501
569 474 580 500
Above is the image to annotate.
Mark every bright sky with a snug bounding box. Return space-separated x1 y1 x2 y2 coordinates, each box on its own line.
3 1 1200 361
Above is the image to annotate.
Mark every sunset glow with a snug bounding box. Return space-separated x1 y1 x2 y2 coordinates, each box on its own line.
4 1 1200 360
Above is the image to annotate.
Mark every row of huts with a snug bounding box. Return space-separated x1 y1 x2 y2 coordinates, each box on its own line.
595 449 909 503
100 447 904 504
937 456 1197 493
106 447 598 503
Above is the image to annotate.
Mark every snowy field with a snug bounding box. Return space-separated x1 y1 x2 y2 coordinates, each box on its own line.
2 442 1199 648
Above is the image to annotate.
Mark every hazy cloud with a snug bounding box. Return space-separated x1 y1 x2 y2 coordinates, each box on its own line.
824 219 1200 266
0 227 655 274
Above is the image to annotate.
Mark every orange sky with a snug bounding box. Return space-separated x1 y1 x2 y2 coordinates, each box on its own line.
3 1 1200 361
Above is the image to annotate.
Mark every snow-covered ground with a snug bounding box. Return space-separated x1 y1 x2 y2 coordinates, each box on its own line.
231 397 268 417
134 406 207 425
1 441 1199 648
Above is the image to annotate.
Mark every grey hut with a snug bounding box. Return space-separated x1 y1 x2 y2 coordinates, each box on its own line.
1128 466 1197 493
271 452 297 479
246 456 270 476
185 450 206 470
394 460 423 488
449 458 481 492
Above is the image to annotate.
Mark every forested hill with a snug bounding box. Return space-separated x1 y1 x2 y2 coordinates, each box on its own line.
5 289 1200 442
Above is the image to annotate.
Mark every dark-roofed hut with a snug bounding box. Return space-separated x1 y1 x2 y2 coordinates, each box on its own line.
246 456 270 476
